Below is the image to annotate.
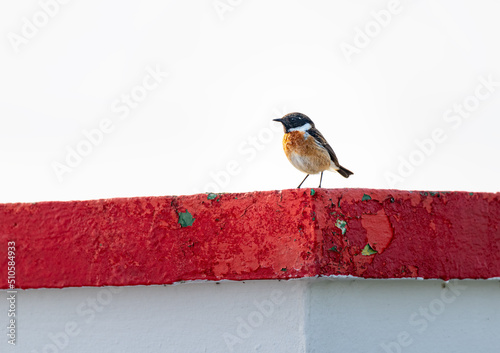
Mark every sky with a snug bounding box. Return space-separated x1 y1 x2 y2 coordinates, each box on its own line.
1 0 499 203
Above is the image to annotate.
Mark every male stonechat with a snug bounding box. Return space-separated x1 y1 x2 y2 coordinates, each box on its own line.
273 112 353 188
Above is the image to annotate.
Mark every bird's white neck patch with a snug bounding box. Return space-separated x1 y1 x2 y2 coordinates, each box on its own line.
288 123 311 133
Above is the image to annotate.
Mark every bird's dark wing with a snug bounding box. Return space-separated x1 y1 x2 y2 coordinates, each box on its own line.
308 128 340 166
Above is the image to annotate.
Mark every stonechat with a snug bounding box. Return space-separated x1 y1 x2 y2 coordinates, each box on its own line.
273 112 353 188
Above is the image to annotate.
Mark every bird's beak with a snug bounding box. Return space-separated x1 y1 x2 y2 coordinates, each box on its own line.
273 118 283 123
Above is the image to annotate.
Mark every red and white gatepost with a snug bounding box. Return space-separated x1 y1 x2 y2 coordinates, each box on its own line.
1 189 499 353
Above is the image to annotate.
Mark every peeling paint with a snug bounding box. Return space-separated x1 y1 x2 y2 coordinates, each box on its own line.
336 219 347 235
178 210 195 227
361 212 394 254
0 188 498 289
361 244 377 256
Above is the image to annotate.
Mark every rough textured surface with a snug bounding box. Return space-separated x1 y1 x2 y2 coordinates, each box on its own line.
0 189 499 289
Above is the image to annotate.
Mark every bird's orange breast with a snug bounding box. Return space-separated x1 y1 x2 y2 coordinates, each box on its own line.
282 131 332 174
282 131 307 156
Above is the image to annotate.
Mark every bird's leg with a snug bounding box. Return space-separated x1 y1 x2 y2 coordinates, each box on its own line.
318 171 323 188
297 174 309 188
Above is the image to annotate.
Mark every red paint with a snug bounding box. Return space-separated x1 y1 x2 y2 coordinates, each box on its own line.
0 189 499 289
361 212 393 253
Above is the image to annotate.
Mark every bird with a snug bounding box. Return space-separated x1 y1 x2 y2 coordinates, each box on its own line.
273 112 353 188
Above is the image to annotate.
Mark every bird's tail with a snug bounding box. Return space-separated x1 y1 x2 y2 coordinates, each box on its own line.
337 165 353 178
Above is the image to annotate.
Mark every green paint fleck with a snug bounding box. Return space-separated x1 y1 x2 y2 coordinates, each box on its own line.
361 194 372 201
336 219 347 235
328 246 339 253
207 193 217 200
310 189 316 196
178 211 195 227
281 268 287 272
361 244 377 256
469 192 474 196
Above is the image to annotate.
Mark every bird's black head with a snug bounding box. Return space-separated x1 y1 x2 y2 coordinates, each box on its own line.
273 112 315 133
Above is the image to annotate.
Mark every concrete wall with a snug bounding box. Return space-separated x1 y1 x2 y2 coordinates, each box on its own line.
307 279 499 353
2 278 499 353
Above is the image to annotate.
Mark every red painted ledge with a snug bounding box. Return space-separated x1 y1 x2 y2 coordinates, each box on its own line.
1 189 499 289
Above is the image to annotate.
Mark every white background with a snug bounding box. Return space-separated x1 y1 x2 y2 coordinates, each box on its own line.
1 0 499 203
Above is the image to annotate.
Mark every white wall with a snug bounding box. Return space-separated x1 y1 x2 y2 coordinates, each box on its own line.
2 278 499 353
2 280 306 353
307 279 500 353
1 1 500 204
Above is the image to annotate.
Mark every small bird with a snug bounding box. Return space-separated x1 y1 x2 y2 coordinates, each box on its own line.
273 112 353 188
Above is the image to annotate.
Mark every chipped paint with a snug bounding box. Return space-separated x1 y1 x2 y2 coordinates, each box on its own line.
361 212 393 254
178 210 195 227
361 244 377 256
335 219 347 235
0 188 499 289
